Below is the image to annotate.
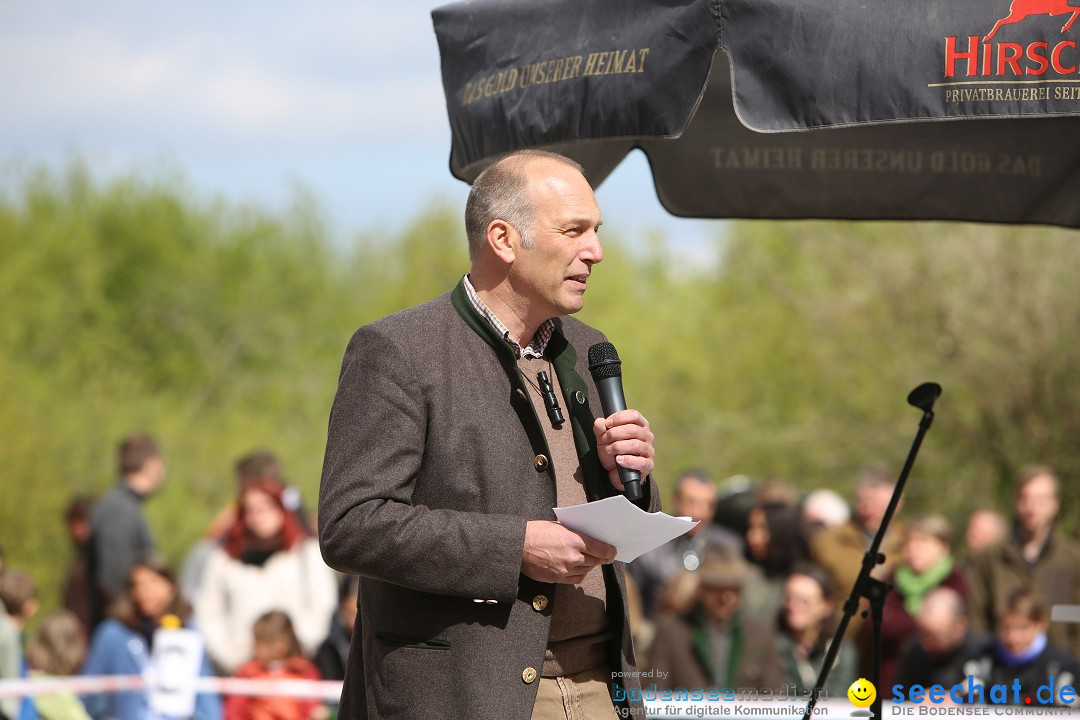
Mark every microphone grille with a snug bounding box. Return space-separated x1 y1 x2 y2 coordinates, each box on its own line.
588 342 622 379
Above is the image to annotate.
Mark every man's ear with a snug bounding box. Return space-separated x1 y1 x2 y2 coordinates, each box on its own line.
486 219 518 264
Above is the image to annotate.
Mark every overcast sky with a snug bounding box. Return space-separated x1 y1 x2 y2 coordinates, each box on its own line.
0 1 719 252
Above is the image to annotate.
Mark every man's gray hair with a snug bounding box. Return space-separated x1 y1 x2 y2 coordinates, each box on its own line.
856 463 894 492
920 586 966 622
464 150 584 260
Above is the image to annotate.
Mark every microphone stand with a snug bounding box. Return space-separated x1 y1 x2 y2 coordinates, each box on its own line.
801 382 942 720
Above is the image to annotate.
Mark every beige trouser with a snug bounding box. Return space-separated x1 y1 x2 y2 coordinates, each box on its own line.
531 664 618 720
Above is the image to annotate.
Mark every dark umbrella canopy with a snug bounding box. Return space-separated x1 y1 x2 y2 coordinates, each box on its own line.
432 0 1080 227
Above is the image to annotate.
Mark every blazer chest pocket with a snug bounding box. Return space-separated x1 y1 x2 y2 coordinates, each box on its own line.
374 631 452 650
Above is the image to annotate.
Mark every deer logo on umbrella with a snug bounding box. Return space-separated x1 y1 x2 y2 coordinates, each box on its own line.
985 0 1080 40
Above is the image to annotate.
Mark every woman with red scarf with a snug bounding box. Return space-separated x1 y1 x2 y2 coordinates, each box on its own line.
196 478 337 674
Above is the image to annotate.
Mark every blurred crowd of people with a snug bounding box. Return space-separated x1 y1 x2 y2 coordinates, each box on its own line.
2 434 1080 718
627 465 1080 706
0 434 357 720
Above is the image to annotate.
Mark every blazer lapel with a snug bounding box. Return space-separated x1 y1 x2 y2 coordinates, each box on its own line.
548 325 606 502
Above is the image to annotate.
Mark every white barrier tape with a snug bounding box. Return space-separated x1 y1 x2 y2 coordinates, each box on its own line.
198 677 343 701
0 675 343 701
0 676 147 698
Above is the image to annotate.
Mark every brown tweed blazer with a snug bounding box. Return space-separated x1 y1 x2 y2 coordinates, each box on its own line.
319 279 661 719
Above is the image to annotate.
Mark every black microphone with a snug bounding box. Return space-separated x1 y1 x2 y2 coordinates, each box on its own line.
587 342 643 502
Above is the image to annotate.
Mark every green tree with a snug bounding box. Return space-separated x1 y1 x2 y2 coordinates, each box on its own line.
0 163 465 606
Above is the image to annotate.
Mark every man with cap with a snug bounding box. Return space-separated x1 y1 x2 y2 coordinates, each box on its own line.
629 470 743 619
649 549 783 691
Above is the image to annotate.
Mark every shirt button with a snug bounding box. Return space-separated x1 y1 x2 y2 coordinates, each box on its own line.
532 594 549 612
533 454 549 472
522 667 538 684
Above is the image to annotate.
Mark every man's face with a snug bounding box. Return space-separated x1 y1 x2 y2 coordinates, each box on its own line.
145 456 166 492
675 478 717 534
131 455 166 496
917 609 965 656
1016 474 1058 536
998 611 1046 656
966 511 1005 556
700 585 741 624
509 160 603 320
855 484 892 534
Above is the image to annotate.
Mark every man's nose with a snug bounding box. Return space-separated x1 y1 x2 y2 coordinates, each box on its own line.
582 230 603 264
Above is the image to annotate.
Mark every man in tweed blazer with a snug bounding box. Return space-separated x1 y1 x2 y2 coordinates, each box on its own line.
319 150 661 719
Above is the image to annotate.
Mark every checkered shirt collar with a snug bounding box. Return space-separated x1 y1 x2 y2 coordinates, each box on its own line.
462 274 553 359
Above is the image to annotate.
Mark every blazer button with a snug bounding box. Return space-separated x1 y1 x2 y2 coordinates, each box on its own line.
574 390 586 406
533 454 549 472
522 667 538 684
532 594 549 612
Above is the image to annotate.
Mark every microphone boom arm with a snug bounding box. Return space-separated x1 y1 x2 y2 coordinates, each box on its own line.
801 382 942 720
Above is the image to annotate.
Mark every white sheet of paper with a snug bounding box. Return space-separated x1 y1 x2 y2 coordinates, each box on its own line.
553 494 698 562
